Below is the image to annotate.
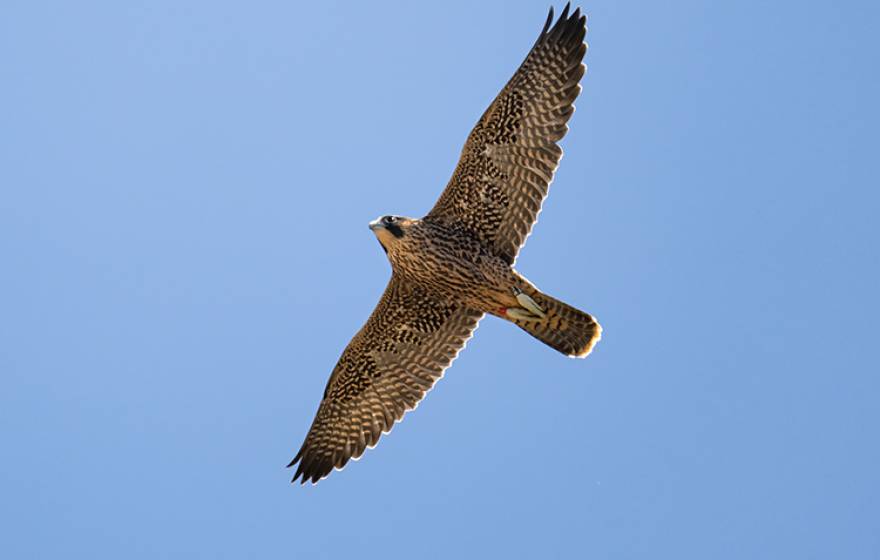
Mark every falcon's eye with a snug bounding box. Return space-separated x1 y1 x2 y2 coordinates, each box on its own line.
385 216 405 239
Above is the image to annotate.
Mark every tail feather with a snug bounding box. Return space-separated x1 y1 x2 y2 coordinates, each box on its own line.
507 289 602 358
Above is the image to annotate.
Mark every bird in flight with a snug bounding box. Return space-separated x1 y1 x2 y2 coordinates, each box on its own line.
289 4 600 484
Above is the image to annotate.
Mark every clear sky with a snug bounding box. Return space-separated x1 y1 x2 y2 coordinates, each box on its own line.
2 1 878 558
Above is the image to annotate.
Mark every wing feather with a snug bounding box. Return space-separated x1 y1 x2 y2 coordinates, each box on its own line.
289 276 483 484
427 4 588 265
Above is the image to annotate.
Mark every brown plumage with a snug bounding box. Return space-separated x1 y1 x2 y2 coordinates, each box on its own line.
289 4 601 485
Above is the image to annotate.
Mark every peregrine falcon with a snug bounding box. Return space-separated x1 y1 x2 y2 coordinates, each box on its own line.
289 4 601 484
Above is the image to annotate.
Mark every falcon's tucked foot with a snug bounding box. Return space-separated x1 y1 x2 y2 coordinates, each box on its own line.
513 288 546 319
505 307 544 322
503 280 602 358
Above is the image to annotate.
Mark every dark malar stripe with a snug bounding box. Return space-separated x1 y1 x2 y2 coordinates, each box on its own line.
387 223 405 238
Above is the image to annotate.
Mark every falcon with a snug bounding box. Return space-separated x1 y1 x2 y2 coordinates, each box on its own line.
289 4 601 484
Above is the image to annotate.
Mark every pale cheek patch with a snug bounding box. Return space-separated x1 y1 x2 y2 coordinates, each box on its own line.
375 229 395 247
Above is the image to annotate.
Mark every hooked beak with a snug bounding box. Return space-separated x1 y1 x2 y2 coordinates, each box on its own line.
368 217 383 231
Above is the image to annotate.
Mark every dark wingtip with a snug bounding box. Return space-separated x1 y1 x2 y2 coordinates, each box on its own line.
532 5 554 50
291 462 307 484
544 6 554 33
560 2 571 20
286 447 303 469
544 3 587 47
536 4 579 49
287 447 309 484
288 451 335 485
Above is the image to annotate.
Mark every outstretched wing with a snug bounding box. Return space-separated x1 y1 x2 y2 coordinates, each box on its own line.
427 4 587 265
288 276 483 484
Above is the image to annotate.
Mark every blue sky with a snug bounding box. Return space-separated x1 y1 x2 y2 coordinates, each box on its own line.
2 1 878 558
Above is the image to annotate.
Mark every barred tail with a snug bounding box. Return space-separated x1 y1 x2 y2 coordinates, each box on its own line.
509 289 602 358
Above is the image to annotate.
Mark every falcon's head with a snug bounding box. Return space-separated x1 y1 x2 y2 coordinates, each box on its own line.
369 215 415 253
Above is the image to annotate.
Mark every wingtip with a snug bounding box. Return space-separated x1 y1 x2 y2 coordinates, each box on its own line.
286 447 303 469
534 5 553 47
288 451 338 486
292 474 309 486
560 2 571 21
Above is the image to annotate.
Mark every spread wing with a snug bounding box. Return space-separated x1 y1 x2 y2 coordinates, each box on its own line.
427 4 587 265
288 276 483 484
